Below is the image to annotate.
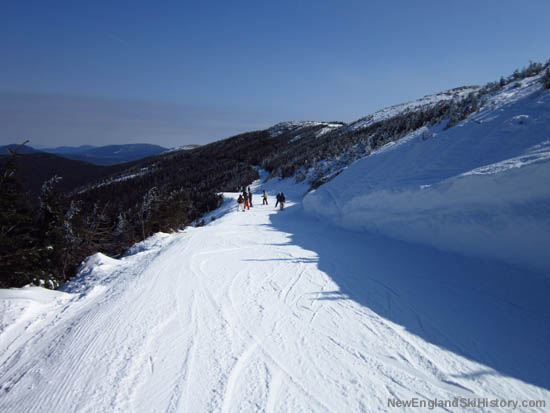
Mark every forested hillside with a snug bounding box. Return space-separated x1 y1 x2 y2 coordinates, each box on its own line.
2 152 132 203
1 60 549 289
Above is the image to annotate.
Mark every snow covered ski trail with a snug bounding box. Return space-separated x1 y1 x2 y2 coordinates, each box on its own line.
0 178 548 412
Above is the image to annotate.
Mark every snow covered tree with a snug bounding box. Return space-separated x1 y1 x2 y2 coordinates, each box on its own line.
139 187 160 240
112 212 135 249
445 99 462 128
80 202 115 254
63 200 82 245
57 200 86 276
37 175 69 285
38 175 64 243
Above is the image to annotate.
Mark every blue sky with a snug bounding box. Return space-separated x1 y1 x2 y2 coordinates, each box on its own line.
1 0 549 147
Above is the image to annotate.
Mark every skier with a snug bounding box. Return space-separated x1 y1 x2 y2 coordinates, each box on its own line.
275 192 281 208
279 192 286 210
248 187 253 208
243 190 250 210
262 190 268 205
237 194 244 212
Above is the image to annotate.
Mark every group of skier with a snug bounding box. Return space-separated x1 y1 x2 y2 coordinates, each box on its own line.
237 187 253 211
275 192 286 210
237 187 285 211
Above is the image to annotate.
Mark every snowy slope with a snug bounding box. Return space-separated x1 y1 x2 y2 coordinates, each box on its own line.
345 86 479 133
304 73 550 271
268 121 342 137
1 172 549 412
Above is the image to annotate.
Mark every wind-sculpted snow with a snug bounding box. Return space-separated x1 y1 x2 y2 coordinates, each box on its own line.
304 75 550 271
0 172 548 411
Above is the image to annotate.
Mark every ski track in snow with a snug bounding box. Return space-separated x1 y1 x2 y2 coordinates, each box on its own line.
0 175 549 412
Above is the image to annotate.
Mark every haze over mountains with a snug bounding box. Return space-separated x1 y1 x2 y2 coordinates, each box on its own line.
0 143 169 165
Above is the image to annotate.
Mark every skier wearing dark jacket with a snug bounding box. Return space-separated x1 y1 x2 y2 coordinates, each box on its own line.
237 194 244 212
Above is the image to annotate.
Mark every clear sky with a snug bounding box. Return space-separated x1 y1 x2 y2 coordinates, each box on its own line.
1 0 549 147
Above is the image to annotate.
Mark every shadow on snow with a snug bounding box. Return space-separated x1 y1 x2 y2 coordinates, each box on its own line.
268 203 550 390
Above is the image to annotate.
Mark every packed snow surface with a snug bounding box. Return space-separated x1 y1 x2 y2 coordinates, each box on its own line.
1 172 549 412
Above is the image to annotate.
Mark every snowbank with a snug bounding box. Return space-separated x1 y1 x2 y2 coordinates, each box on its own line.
0 285 69 358
304 76 550 271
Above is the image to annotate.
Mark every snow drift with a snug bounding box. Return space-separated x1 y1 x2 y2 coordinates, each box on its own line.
304 73 550 271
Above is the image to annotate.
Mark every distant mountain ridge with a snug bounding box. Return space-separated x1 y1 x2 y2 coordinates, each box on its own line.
1 143 168 165
42 143 168 165
0 144 39 154
41 145 96 154
0 143 167 202
0 152 133 204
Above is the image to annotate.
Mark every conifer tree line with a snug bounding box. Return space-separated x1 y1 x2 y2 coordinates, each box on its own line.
1 60 548 289
1 124 305 288
0 139 265 288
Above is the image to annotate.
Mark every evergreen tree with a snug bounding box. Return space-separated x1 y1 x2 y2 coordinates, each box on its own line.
37 175 69 285
0 145 41 288
81 202 115 254
59 200 85 276
113 212 135 250
139 187 160 240
542 67 550 89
